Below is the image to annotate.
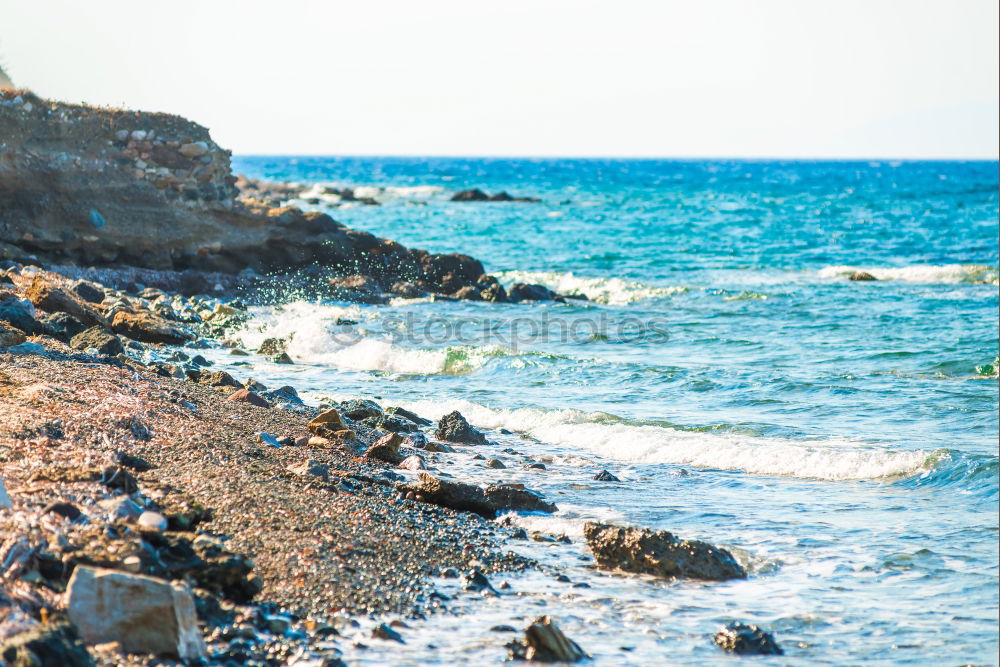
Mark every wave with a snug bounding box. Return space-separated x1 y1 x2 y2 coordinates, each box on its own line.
818 264 998 285
495 270 686 305
392 398 934 482
229 302 526 375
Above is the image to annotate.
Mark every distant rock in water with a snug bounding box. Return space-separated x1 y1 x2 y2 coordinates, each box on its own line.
435 410 488 445
583 521 746 580
712 622 783 655
451 188 540 203
849 271 878 281
593 470 620 481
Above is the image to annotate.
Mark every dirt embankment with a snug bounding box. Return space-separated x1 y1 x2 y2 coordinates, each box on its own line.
0 90 503 301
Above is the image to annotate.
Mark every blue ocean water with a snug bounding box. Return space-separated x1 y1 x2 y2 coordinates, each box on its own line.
225 157 999 664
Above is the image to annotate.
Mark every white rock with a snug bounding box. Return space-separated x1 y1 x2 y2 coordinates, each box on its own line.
130 130 147 141
0 475 12 509
134 159 147 170
22 102 32 112
67 566 206 661
115 130 129 141
178 141 209 157
137 511 168 532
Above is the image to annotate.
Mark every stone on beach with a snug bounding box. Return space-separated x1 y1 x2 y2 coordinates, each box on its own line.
26 276 108 329
364 432 404 464
0 321 26 348
583 521 746 581
398 454 426 471
228 387 271 408
507 615 587 663
435 410 488 445
398 473 556 518
712 622 783 655
70 326 124 356
66 565 206 661
308 407 344 434
110 310 193 345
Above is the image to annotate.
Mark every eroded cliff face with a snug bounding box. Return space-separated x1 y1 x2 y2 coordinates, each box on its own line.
0 90 497 299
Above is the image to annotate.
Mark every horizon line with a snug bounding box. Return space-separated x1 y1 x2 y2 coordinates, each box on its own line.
232 153 1000 162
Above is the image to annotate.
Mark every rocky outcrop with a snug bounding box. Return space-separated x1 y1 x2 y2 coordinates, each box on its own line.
435 410 488 445
398 473 557 518
583 522 746 581
712 622 783 655
67 566 206 661
507 616 587 662
0 90 494 300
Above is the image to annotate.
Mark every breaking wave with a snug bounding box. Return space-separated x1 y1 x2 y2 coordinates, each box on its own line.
818 264 998 285
495 270 687 305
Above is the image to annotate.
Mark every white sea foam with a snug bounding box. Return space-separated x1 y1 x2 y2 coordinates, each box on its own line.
495 270 686 305
230 302 511 375
395 398 931 481
818 264 998 285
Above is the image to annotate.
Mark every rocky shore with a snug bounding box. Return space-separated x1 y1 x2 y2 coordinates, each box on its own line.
1 89 781 665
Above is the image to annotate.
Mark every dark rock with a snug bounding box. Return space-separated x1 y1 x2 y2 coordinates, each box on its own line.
435 410 488 445
0 303 45 335
712 622 783 655
26 275 108 328
451 188 490 202
371 623 404 643
507 616 587 663
386 406 432 426
227 388 271 408
487 458 506 469
508 283 560 302
0 622 94 667
524 462 547 470
463 569 499 596
363 432 404 464
849 271 877 281
191 370 241 389
70 326 124 356
0 321 26 347
340 398 383 420
40 312 87 341
583 522 746 581
272 352 294 364
361 414 416 433
491 625 518 632
100 465 139 493
484 484 557 513
69 280 104 304
398 473 556 518
43 501 82 521
489 191 514 201
190 354 212 367
389 281 427 299
111 310 193 345
257 337 287 356
593 470 620 481
262 385 303 405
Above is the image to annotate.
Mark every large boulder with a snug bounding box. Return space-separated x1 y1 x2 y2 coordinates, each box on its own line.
582 522 746 581
66 565 206 661
435 411 488 445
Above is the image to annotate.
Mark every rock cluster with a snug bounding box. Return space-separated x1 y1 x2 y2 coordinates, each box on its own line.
583 522 746 581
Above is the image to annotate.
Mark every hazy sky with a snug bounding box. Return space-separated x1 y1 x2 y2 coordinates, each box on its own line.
2 0 998 157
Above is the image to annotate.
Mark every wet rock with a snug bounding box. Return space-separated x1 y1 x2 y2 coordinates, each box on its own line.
67 566 206 661
463 569 499 595
487 458 506 469
508 283 560 303
593 470 620 481
0 302 44 336
583 522 746 580
362 414 416 433
257 337 287 356
397 455 426 471
272 352 294 364
26 275 108 328
386 406 432 426
0 321 26 348
340 399 383 420
110 310 193 345
228 388 271 408
423 440 455 453
712 622 783 655
485 484 557 513
849 271 877 281
262 385 302 406
363 432 404 464
507 616 587 663
435 410 488 445
70 326 124 356
371 623 405 643
524 462 547 470
389 281 427 299
451 188 490 202
0 622 94 667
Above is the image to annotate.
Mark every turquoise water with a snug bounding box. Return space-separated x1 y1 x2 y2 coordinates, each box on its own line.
226 157 999 664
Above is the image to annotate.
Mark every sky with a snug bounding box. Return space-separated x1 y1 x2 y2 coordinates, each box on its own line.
2 0 998 158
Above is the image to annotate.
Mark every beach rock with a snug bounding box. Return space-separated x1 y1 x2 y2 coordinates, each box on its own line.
583 522 746 581
485 483 557 514
508 283 560 303
227 388 271 408
463 569 499 595
849 271 877 281
451 189 490 202
26 276 108 328
487 458 506 469
257 337 287 356
387 406 432 426
363 432 404 464
397 454 426 471
340 398 383 420
67 566 206 661
178 141 209 157
507 616 587 663
70 327 124 356
137 511 169 532
712 622 783 655
593 470 620 481
0 623 94 667
423 441 455 453
308 408 344 435
435 410 488 445
69 280 104 304
361 414 416 433
288 460 330 482
272 352 294 364
110 310 193 345
0 321 26 348
191 369 241 389
40 312 87 341
0 302 44 335
371 623 404 643
389 281 427 299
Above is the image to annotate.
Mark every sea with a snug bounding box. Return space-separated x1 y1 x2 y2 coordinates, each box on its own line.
218 157 998 665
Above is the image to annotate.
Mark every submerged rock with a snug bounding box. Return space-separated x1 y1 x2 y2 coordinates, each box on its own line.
435 410 488 445
712 622 783 655
583 522 746 581
67 566 206 661
0 623 94 667
507 616 587 663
